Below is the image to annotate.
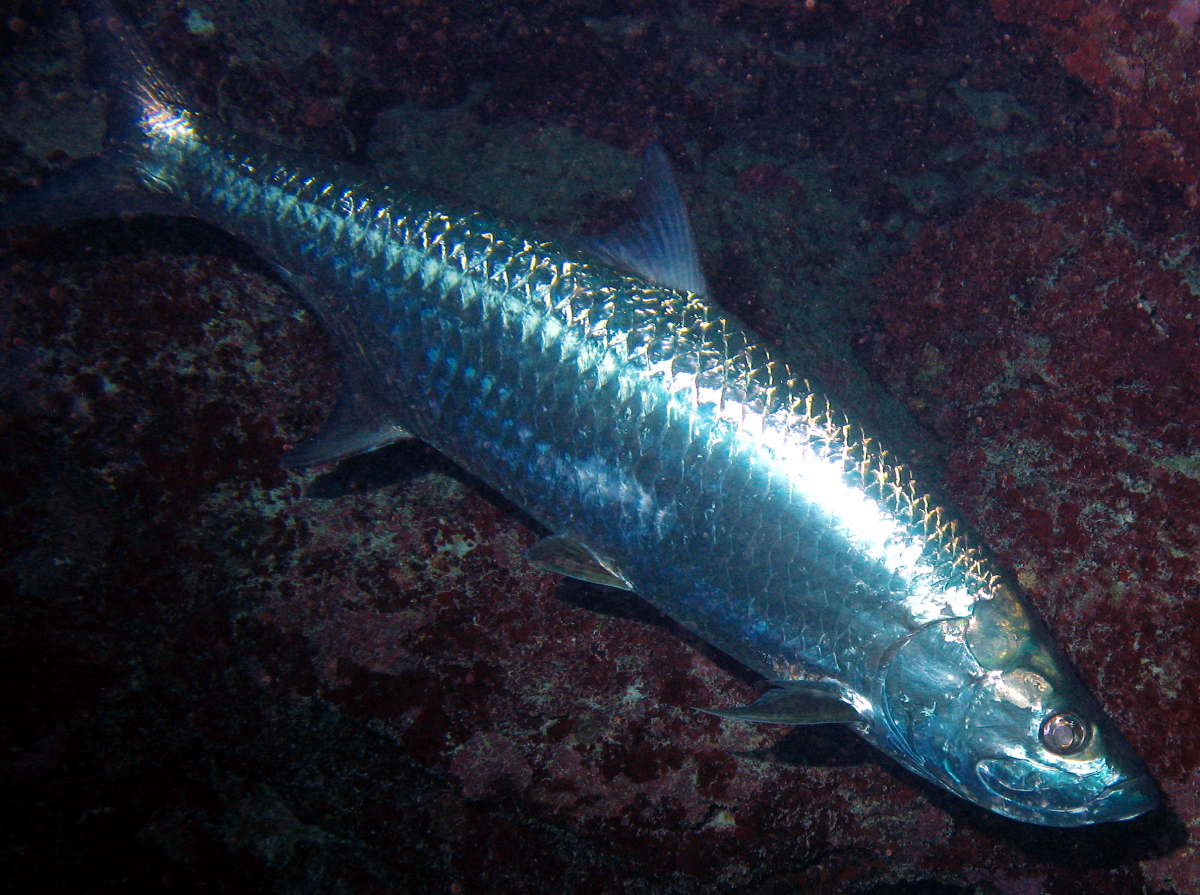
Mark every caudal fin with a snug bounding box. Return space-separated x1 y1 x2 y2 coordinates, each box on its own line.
81 0 193 142
0 154 170 230
0 1 191 230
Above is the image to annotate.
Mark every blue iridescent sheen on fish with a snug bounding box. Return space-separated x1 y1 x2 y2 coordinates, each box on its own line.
0 2 1158 826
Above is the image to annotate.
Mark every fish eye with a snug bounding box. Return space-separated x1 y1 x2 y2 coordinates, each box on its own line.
1040 711 1089 755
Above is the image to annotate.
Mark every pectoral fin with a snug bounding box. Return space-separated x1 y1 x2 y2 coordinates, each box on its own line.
703 680 861 725
527 535 634 590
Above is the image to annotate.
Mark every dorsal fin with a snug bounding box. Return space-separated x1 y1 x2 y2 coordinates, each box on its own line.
588 146 709 296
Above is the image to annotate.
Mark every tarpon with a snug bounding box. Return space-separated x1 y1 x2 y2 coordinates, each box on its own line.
0 3 1158 825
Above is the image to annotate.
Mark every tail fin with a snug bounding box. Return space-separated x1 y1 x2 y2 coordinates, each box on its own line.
81 0 194 142
0 154 169 230
0 1 191 230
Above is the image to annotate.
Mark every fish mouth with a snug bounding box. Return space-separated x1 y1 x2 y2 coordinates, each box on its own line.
1085 773 1159 823
975 760 1159 826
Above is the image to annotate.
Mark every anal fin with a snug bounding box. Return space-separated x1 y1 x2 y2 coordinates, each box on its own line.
284 365 414 468
527 535 634 590
271 266 416 469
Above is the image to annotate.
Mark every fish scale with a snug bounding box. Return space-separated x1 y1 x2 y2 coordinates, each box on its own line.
0 2 1158 825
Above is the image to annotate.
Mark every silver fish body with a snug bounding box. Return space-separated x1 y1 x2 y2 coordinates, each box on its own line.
2 6 1158 826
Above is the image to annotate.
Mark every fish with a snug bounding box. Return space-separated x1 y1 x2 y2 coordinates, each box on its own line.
0 2 1158 826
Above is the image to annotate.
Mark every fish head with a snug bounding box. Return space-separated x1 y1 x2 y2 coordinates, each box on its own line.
877 583 1158 826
